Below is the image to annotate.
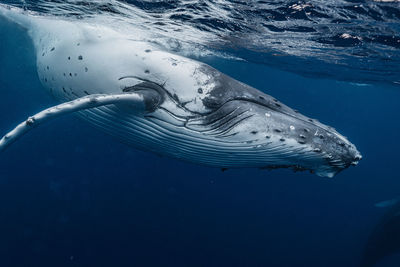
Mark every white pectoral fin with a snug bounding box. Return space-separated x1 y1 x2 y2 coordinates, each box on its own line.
0 93 145 152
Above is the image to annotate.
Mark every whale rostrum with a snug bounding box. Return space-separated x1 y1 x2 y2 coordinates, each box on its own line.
0 5 362 177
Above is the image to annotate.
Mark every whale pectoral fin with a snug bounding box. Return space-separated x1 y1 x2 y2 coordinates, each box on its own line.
0 93 147 152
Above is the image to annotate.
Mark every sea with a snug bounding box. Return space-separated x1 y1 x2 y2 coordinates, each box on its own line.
0 1 399 266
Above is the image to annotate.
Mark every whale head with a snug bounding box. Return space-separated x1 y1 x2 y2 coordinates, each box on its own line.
189 66 362 177
118 60 361 178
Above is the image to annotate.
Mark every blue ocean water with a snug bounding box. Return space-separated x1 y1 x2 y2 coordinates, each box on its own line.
0 1 400 266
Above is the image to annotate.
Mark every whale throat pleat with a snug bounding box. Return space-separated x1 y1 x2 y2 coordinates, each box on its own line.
78 105 323 169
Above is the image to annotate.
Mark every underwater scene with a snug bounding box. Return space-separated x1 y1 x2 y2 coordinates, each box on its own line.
0 0 399 266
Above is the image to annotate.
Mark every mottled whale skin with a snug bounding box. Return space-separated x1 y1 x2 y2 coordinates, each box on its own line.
0 6 361 177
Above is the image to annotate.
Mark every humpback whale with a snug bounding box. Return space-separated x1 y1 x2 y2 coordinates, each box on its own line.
0 5 361 178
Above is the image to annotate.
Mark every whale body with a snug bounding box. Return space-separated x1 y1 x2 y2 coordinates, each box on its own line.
0 5 361 178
